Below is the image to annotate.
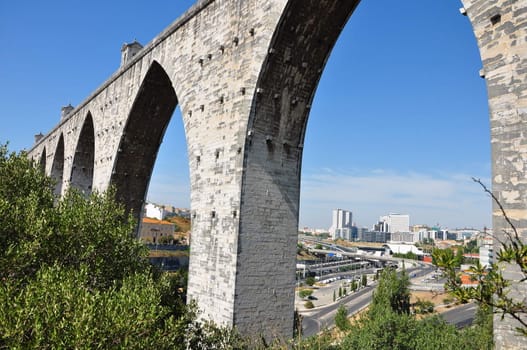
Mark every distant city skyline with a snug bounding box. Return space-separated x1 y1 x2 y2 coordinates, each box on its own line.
0 0 491 230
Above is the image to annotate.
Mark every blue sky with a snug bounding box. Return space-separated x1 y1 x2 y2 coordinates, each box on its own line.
0 1 491 230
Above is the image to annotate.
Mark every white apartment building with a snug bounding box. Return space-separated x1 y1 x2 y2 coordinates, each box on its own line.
329 209 352 240
144 202 166 220
378 213 410 233
479 244 493 268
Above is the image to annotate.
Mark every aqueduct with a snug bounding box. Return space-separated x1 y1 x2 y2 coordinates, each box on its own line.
28 0 526 347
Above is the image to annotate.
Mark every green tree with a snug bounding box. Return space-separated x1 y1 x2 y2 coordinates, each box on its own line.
455 246 464 267
370 268 410 315
333 290 336 302
338 268 492 350
413 298 434 314
305 276 316 286
464 239 478 253
335 305 350 331
361 274 367 287
0 145 243 349
351 280 358 292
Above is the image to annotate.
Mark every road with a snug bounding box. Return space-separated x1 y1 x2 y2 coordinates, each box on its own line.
440 302 477 328
301 283 375 337
301 263 435 338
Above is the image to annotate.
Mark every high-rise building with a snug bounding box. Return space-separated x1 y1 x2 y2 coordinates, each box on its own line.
329 209 352 240
377 213 410 233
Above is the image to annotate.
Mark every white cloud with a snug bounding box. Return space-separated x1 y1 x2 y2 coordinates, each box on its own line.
299 169 491 230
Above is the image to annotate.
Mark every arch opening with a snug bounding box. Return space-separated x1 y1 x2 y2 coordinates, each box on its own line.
298 0 491 230
51 135 65 197
39 147 47 174
70 113 95 195
236 0 490 338
111 61 179 223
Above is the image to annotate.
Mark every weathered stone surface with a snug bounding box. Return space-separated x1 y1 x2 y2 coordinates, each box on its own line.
28 0 526 344
462 0 527 348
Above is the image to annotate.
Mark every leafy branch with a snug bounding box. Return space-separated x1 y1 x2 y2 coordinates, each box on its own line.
434 178 527 336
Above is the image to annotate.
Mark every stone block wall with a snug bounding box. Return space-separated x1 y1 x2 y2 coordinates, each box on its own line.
462 0 527 348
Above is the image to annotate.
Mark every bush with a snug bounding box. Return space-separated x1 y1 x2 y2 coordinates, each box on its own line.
414 298 435 314
335 305 350 331
298 289 313 299
304 301 315 309
0 145 244 348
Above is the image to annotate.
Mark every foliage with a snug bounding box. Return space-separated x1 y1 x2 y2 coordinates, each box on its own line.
290 264 493 350
165 215 191 233
335 305 350 331
361 274 367 287
421 237 434 245
370 268 410 316
0 145 245 349
158 235 175 245
0 146 149 290
464 239 479 254
455 246 464 266
393 251 419 260
339 268 447 349
299 289 313 299
297 242 303 254
413 298 434 314
304 301 315 309
435 178 527 336
1 266 187 349
293 310 303 338
305 276 316 286
343 312 452 350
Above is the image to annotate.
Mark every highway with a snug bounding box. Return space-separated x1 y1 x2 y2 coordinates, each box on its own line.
301 263 435 338
440 302 477 328
301 284 375 337
298 239 477 338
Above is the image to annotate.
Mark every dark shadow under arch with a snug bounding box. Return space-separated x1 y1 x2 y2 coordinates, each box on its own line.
39 147 46 173
71 113 95 195
51 135 65 196
247 0 359 155
111 61 178 221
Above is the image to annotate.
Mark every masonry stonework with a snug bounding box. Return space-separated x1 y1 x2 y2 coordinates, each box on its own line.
28 0 526 345
461 1 527 348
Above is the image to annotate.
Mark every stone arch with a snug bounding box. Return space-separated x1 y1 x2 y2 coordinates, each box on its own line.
111 61 178 221
70 112 95 195
51 134 65 196
233 0 360 337
39 147 46 173
236 0 523 344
